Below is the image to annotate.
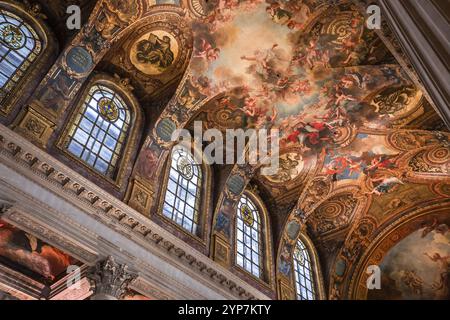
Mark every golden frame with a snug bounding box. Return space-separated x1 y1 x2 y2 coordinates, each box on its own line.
56 74 143 190
212 234 231 268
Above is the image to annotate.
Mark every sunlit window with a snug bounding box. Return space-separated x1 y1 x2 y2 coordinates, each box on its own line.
162 147 202 235
66 84 130 177
0 9 42 102
294 239 316 300
236 194 262 278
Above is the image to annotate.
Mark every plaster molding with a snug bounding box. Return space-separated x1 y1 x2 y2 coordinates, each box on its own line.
0 124 269 300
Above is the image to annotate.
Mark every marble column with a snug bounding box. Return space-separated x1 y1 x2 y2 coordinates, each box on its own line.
377 0 450 128
87 256 136 300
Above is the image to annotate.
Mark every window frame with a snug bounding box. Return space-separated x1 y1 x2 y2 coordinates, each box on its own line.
56 75 143 189
162 145 203 235
291 233 325 300
65 84 130 177
157 143 212 244
0 9 42 93
233 191 274 286
235 193 263 278
0 3 56 117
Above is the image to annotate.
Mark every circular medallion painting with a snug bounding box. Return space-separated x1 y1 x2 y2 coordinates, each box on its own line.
130 30 179 76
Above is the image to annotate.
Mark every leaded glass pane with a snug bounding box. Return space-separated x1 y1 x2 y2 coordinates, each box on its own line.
294 240 317 300
0 10 41 102
163 147 202 235
66 85 131 178
236 194 262 278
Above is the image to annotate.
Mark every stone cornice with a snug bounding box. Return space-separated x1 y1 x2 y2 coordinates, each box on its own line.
0 124 269 300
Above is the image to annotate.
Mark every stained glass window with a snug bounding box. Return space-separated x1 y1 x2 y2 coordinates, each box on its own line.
294 239 316 300
236 194 262 278
162 146 202 235
66 84 130 178
0 9 42 102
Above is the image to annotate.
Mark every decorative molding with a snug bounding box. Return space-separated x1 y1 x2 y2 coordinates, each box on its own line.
213 234 230 268
0 290 20 300
129 277 172 300
0 124 268 300
0 198 14 216
13 105 56 148
127 178 154 215
0 263 45 300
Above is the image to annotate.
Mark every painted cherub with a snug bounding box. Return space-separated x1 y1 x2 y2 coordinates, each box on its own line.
305 39 319 69
334 90 357 107
241 44 280 80
194 38 221 61
291 79 311 95
340 73 364 89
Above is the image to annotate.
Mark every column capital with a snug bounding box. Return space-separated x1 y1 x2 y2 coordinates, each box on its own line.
88 256 136 300
0 198 14 218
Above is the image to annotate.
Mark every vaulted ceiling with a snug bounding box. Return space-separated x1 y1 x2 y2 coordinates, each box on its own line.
22 0 449 299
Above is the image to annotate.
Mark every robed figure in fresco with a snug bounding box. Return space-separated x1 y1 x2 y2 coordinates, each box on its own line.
0 220 73 282
136 33 175 69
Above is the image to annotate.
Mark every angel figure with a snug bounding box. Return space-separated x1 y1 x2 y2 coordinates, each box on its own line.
194 38 221 61
305 39 319 69
401 270 424 295
335 90 357 107
241 44 280 80
424 252 450 294
366 175 404 196
291 79 311 95
421 218 449 238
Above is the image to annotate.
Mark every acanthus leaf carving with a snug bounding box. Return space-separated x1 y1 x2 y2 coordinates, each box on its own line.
87 256 137 300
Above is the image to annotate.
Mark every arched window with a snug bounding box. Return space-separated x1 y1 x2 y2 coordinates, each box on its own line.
236 194 262 278
0 9 42 103
66 84 131 178
294 239 317 300
162 146 203 235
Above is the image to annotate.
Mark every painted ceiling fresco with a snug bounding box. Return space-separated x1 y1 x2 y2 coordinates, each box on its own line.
174 0 447 208
170 0 449 298
0 220 78 284
11 0 448 300
190 1 400 138
364 214 450 300
369 224 449 300
121 0 448 274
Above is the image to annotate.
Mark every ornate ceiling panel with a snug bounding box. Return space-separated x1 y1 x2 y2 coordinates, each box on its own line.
98 7 193 107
